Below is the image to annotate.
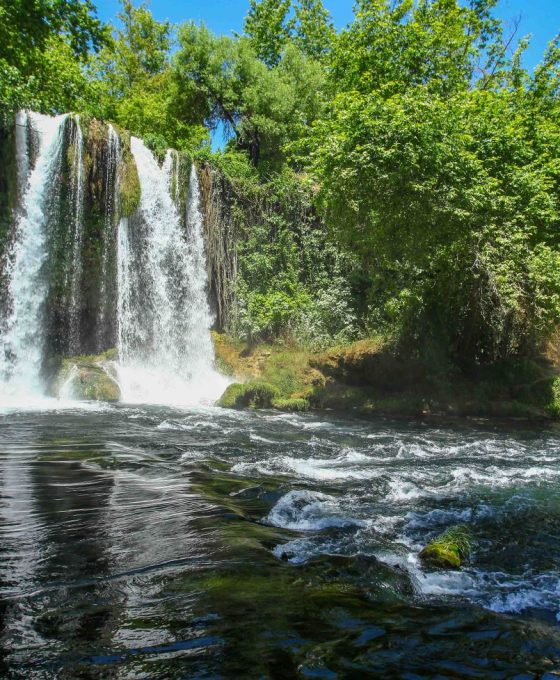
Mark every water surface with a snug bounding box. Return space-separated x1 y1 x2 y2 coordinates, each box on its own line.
1 404 560 678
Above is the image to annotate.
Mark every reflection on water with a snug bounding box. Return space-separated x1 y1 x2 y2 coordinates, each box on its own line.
1 404 560 677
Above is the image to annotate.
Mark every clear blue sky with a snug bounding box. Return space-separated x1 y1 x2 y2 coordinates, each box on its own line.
93 0 560 70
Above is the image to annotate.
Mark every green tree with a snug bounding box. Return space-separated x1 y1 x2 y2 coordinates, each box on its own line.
87 1 205 151
174 23 324 169
293 0 334 59
308 0 560 364
243 0 292 67
0 0 105 118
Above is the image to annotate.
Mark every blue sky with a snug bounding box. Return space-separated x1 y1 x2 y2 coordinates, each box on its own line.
93 0 560 70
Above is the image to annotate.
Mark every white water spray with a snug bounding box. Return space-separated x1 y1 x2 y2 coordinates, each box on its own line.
0 112 67 399
116 139 227 405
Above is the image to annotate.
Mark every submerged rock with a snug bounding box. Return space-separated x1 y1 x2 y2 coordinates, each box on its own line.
55 350 121 402
419 525 473 569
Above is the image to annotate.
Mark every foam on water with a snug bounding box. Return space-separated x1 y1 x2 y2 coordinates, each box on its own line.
237 416 560 620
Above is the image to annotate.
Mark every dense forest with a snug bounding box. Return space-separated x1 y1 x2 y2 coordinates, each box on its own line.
2 0 560 413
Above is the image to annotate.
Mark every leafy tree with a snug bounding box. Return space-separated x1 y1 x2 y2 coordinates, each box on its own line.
293 0 334 59
0 0 105 118
308 0 560 364
174 23 324 169
87 1 206 151
243 0 292 67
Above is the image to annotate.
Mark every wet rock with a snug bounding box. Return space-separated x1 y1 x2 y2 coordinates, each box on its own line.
420 525 473 569
54 349 120 402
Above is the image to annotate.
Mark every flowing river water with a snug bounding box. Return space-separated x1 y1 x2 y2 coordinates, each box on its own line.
1 402 560 678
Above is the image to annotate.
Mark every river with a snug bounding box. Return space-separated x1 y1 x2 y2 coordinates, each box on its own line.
1 402 559 678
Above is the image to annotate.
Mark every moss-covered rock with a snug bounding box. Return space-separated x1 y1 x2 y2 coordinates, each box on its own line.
119 145 141 217
55 350 121 402
419 525 473 569
271 397 310 412
70 366 121 402
218 381 280 409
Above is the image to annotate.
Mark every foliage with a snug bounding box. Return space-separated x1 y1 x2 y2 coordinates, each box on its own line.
213 165 358 344
308 0 560 366
86 1 206 152
0 0 105 119
244 0 333 65
244 0 292 67
173 25 325 169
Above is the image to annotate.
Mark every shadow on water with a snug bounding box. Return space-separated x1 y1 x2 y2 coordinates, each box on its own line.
0 406 560 678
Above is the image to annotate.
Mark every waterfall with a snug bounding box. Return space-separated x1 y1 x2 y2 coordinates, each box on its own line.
116 138 227 405
162 149 179 204
67 116 85 354
97 124 121 351
0 112 67 399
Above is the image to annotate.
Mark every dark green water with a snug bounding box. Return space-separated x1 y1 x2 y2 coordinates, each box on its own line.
1 403 560 678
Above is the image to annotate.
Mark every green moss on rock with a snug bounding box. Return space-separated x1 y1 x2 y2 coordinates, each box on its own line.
419 525 473 569
55 349 121 402
71 367 121 402
271 397 310 412
119 148 141 217
218 381 280 409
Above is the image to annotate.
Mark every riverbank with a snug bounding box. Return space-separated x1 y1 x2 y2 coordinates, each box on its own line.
213 333 560 423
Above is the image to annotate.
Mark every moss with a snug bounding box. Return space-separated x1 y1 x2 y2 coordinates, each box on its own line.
54 349 120 402
271 397 310 412
119 147 141 217
546 376 560 417
419 525 473 569
64 365 120 402
218 381 280 409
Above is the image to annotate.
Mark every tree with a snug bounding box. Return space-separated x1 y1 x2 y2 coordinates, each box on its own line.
87 1 205 151
174 23 324 169
293 0 334 59
0 0 105 118
307 0 560 364
243 0 292 67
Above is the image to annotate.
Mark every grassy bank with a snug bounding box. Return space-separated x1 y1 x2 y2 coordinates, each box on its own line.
213 333 560 422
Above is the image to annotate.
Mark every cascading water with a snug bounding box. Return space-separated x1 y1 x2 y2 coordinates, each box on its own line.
0 112 68 400
97 124 121 352
162 149 180 204
116 138 228 405
67 116 85 354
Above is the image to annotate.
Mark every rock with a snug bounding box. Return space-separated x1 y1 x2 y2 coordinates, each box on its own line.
55 350 121 402
419 525 473 569
72 366 121 402
217 381 280 409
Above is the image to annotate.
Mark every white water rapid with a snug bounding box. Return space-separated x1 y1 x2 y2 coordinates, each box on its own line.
116 139 228 405
0 112 68 402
